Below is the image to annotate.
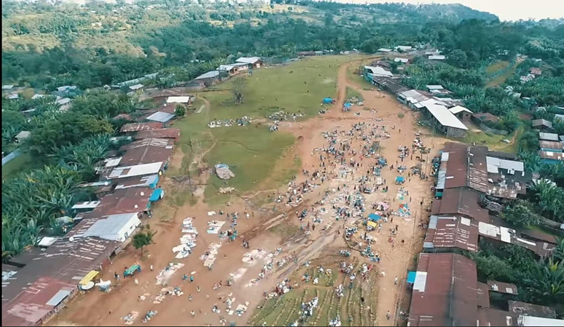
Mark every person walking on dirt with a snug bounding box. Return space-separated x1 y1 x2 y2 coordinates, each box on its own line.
394 276 399 285
386 311 391 320
190 275 194 283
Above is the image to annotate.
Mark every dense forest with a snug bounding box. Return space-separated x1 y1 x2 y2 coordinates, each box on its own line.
2 0 564 310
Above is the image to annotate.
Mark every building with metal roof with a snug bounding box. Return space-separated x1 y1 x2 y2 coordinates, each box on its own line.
518 316 564 327
84 187 153 217
107 162 163 180
115 174 159 190
538 132 560 141
539 140 563 152
539 150 564 164
364 66 393 78
134 128 180 141
420 99 467 137
77 212 141 242
397 90 430 110
119 138 174 166
195 70 220 80
431 188 490 223
423 216 479 252
166 96 191 104
146 111 175 123
532 119 553 130
120 122 163 133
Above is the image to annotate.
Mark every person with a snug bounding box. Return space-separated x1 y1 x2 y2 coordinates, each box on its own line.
114 272 119 280
150 265 154 271
190 275 194 283
386 311 391 320
189 294 193 301
191 310 196 317
394 276 398 285
134 278 139 285
197 286 201 292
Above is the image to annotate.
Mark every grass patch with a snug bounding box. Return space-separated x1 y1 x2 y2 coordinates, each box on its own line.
485 60 510 74
346 87 363 101
461 124 522 154
202 55 364 120
2 152 36 180
268 222 302 239
486 61 520 88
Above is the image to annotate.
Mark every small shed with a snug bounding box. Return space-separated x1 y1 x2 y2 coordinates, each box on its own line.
146 111 176 124
129 84 144 92
194 71 220 86
428 55 446 60
448 106 473 121
538 132 560 141
532 119 553 131
15 131 31 143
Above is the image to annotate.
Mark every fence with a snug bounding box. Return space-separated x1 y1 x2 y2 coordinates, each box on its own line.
2 149 21 166
478 123 509 135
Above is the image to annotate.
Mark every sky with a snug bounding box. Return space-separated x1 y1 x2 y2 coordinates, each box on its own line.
323 0 564 21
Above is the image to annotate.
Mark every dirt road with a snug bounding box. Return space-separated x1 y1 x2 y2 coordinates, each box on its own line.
48 58 447 327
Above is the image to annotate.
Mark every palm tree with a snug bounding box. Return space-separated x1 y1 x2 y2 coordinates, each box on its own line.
524 257 564 304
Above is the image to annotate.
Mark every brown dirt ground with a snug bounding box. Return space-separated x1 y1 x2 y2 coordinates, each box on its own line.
47 60 449 327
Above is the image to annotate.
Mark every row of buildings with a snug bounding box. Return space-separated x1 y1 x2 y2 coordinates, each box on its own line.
532 115 564 165
2 103 184 325
407 142 562 326
192 56 263 86
363 66 472 138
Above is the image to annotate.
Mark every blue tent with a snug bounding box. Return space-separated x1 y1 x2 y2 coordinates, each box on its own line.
368 213 381 222
323 97 334 104
407 271 416 284
395 176 405 183
344 102 352 108
149 188 164 202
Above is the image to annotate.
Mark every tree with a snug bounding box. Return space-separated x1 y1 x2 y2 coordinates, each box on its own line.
132 225 156 256
447 49 468 68
175 104 186 117
232 77 247 105
501 200 540 227
524 257 564 305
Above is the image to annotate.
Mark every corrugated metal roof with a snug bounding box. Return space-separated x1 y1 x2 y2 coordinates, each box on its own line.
519 316 564 326
424 216 479 252
146 111 175 123
539 141 563 150
421 99 468 130
448 106 473 115
108 162 163 179
236 57 261 64
134 128 180 140
364 66 393 77
166 96 191 103
120 122 162 133
408 253 478 327
432 188 490 222
84 188 153 217
195 70 220 80
45 289 72 306
487 280 518 295
119 138 174 166
80 213 140 241
508 301 557 318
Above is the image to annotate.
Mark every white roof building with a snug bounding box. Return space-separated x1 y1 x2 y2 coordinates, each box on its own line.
448 106 473 115
394 58 409 63
398 90 429 109
554 114 564 122
421 99 468 131
166 96 191 104
235 57 261 64
486 156 525 174
395 45 412 51
426 85 444 91
129 84 144 91
80 212 141 242
428 55 446 60
364 66 393 77
377 48 392 53
2 85 14 90
108 162 163 179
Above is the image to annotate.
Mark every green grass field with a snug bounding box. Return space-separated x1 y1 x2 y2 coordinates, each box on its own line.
461 124 522 154
171 56 360 206
346 87 363 101
2 152 34 180
486 61 520 88
485 60 510 74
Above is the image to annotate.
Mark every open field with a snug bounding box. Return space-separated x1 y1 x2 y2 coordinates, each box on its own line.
486 60 522 88
461 123 523 154
485 60 510 74
248 256 378 327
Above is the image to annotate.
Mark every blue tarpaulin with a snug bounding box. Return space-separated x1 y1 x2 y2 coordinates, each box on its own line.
368 213 381 222
407 271 416 284
323 97 334 104
344 102 352 108
396 176 405 183
150 188 164 202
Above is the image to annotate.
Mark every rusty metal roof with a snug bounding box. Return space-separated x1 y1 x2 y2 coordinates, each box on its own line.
2 277 75 326
424 216 479 252
476 282 491 308
120 122 162 133
408 253 478 326
478 307 516 327
134 128 180 140
85 188 152 217
432 188 490 222
119 138 174 166
442 142 469 189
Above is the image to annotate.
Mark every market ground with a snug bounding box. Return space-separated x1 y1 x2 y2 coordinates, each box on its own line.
49 56 451 327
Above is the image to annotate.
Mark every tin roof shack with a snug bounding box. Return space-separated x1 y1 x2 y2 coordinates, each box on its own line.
426 85 452 96
84 187 154 217
472 112 500 126
134 128 180 142
115 174 159 190
538 132 560 141
120 122 163 134
423 216 479 252
72 212 141 242
369 76 409 94
106 162 164 180
448 106 473 121
119 138 174 166
218 63 250 75
235 57 263 69
363 66 393 82
397 90 430 110
431 188 490 223
194 71 221 87
539 140 563 152
539 150 564 165
420 99 467 138
408 253 478 326
532 119 553 131
2 277 76 326
518 316 564 326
